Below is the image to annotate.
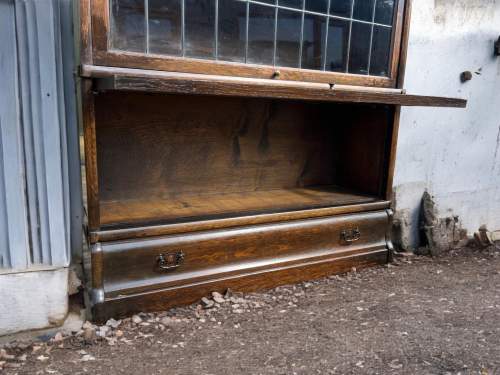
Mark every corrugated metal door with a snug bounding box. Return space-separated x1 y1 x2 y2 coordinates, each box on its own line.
0 0 81 271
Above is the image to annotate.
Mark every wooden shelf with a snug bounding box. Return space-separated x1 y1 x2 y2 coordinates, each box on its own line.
82 65 467 108
100 186 380 228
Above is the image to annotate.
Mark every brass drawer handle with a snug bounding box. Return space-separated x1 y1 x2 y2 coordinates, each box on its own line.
157 251 185 271
341 228 361 244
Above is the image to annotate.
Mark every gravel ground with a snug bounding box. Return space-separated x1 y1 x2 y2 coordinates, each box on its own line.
1 246 500 375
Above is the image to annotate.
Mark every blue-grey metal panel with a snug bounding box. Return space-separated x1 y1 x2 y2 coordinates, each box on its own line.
15 0 81 268
59 0 84 264
0 0 30 269
0 0 81 270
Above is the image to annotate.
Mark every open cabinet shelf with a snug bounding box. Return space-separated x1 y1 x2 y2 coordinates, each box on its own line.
100 185 380 228
94 91 394 228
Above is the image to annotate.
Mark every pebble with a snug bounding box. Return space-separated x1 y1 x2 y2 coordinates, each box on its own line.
212 292 226 304
161 316 177 326
37 355 49 362
83 327 96 342
132 315 143 324
0 349 15 361
201 297 215 309
82 321 96 330
106 318 122 329
97 325 111 338
230 297 247 304
80 354 96 362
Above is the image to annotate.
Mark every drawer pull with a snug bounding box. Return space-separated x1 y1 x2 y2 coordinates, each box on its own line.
341 228 361 244
157 251 185 271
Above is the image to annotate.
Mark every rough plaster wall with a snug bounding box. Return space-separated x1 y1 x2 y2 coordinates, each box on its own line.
0 268 68 336
394 0 500 249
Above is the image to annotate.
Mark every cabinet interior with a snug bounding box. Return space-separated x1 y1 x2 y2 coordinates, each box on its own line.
95 91 393 228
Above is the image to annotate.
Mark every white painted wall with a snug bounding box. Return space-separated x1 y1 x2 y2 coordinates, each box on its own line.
394 0 500 249
0 268 68 335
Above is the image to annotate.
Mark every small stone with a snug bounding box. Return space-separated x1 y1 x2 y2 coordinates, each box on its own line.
388 360 403 369
80 354 96 362
83 327 96 342
132 315 143 324
106 318 121 329
97 325 110 338
37 355 49 362
224 288 233 299
160 317 176 326
53 332 64 342
16 342 29 350
82 321 96 330
233 309 244 314
32 346 42 353
201 297 215 309
230 297 247 304
211 292 225 304
0 349 15 361
17 354 27 362
115 330 124 337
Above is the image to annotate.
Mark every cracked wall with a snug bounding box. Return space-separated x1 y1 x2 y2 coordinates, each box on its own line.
393 0 500 251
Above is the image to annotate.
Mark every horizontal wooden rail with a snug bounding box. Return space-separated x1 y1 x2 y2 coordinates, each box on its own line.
81 65 467 108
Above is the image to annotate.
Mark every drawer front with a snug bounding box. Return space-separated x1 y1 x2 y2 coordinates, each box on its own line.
97 210 390 296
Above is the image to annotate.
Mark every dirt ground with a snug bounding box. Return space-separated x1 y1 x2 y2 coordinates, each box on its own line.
1 246 500 375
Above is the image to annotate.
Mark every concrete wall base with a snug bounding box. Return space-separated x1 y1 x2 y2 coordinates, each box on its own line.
0 268 68 336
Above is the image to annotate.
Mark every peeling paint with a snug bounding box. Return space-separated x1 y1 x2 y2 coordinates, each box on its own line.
434 0 496 26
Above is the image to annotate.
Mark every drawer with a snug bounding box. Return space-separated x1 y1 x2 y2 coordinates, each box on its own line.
93 210 390 299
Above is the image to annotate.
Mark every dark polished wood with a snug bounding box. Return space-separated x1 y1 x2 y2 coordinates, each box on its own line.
102 210 389 296
100 187 379 228
91 201 391 243
93 249 388 322
81 79 100 231
91 211 390 322
81 0 467 322
94 92 393 229
89 0 405 88
79 0 92 66
83 65 467 108
397 0 413 89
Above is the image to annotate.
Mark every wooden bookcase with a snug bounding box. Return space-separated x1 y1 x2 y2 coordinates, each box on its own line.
79 0 465 321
